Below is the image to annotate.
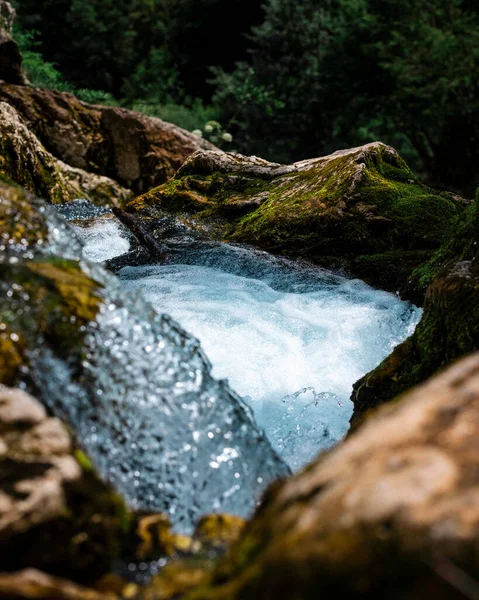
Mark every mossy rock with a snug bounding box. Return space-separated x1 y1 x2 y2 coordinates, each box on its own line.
127 144 467 292
0 256 103 386
407 189 479 301
352 259 479 421
181 355 479 600
351 191 479 418
0 176 49 248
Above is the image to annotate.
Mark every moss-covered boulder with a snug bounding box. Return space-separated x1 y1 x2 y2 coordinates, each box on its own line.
351 191 479 420
179 353 479 599
0 101 132 205
0 386 129 582
127 144 467 292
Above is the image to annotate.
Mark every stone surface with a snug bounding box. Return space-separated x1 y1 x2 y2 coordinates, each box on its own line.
0 1 15 33
0 82 214 195
0 387 128 582
352 191 479 420
0 2 27 86
0 101 132 205
185 353 479 599
127 143 467 293
0 569 120 599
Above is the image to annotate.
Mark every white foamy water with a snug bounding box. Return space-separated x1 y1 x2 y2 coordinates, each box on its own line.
71 220 131 262
60 209 421 470
120 259 421 469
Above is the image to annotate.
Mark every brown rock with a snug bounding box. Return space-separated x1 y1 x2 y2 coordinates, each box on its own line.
0 101 132 204
0 83 214 194
0 386 129 583
0 569 119 599
0 2 27 86
189 353 479 599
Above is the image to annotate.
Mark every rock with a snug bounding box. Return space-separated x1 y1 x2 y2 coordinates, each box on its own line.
0 101 132 205
0 83 214 195
0 387 129 582
351 190 479 420
0 2 28 86
193 515 245 551
0 569 120 599
127 143 466 293
0 1 15 33
187 353 479 599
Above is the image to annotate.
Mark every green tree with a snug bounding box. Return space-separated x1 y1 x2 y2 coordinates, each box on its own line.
213 0 479 194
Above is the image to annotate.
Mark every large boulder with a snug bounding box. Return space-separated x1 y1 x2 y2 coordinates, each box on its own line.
0 386 128 582
0 2 28 86
126 144 467 293
352 191 479 420
0 83 214 195
187 353 479 599
0 101 132 204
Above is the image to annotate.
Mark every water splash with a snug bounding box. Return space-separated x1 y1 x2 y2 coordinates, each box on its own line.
69 206 421 470
1 199 289 532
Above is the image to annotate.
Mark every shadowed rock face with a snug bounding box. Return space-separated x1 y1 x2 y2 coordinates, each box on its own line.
0 83 214 195
352 193 479 420
127 144 467 294
184 353 479 600
0 101 132 205
0 2 28 86
0 386 128 582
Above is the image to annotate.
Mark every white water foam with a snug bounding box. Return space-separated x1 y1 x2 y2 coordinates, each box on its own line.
62 210 421 470
71 219 131 262
120 260 421 469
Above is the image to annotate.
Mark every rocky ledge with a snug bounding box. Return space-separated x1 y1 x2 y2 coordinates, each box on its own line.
126 144 468 294
0 82 214 196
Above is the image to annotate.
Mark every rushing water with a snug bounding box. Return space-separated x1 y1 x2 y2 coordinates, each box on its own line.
2 200 289 534
69 207 422 471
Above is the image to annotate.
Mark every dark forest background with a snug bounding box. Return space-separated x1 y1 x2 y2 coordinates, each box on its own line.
11 0 479 196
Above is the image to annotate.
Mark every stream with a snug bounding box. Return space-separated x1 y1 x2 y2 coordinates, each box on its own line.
64 202 421 474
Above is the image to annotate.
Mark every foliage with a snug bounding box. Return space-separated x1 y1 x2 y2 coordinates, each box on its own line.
129 98 220 133
191 120 233 148
11 0 479 195
13 26 73 92
212 0 479 194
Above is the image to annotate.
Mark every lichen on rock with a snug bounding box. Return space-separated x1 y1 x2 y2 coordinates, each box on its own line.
127 143 466 292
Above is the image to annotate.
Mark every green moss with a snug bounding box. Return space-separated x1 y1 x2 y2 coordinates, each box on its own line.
352 262 479 420
128 145 465 291
408 198 478 298
0 180 49 248
0 256 103 387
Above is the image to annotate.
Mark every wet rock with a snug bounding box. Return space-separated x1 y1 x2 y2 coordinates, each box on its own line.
0 101 132 205
188 353 479 599
0 387 128 582
352 190 479 419
0 569 121 599
0 82 214 195
127 143 466 293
